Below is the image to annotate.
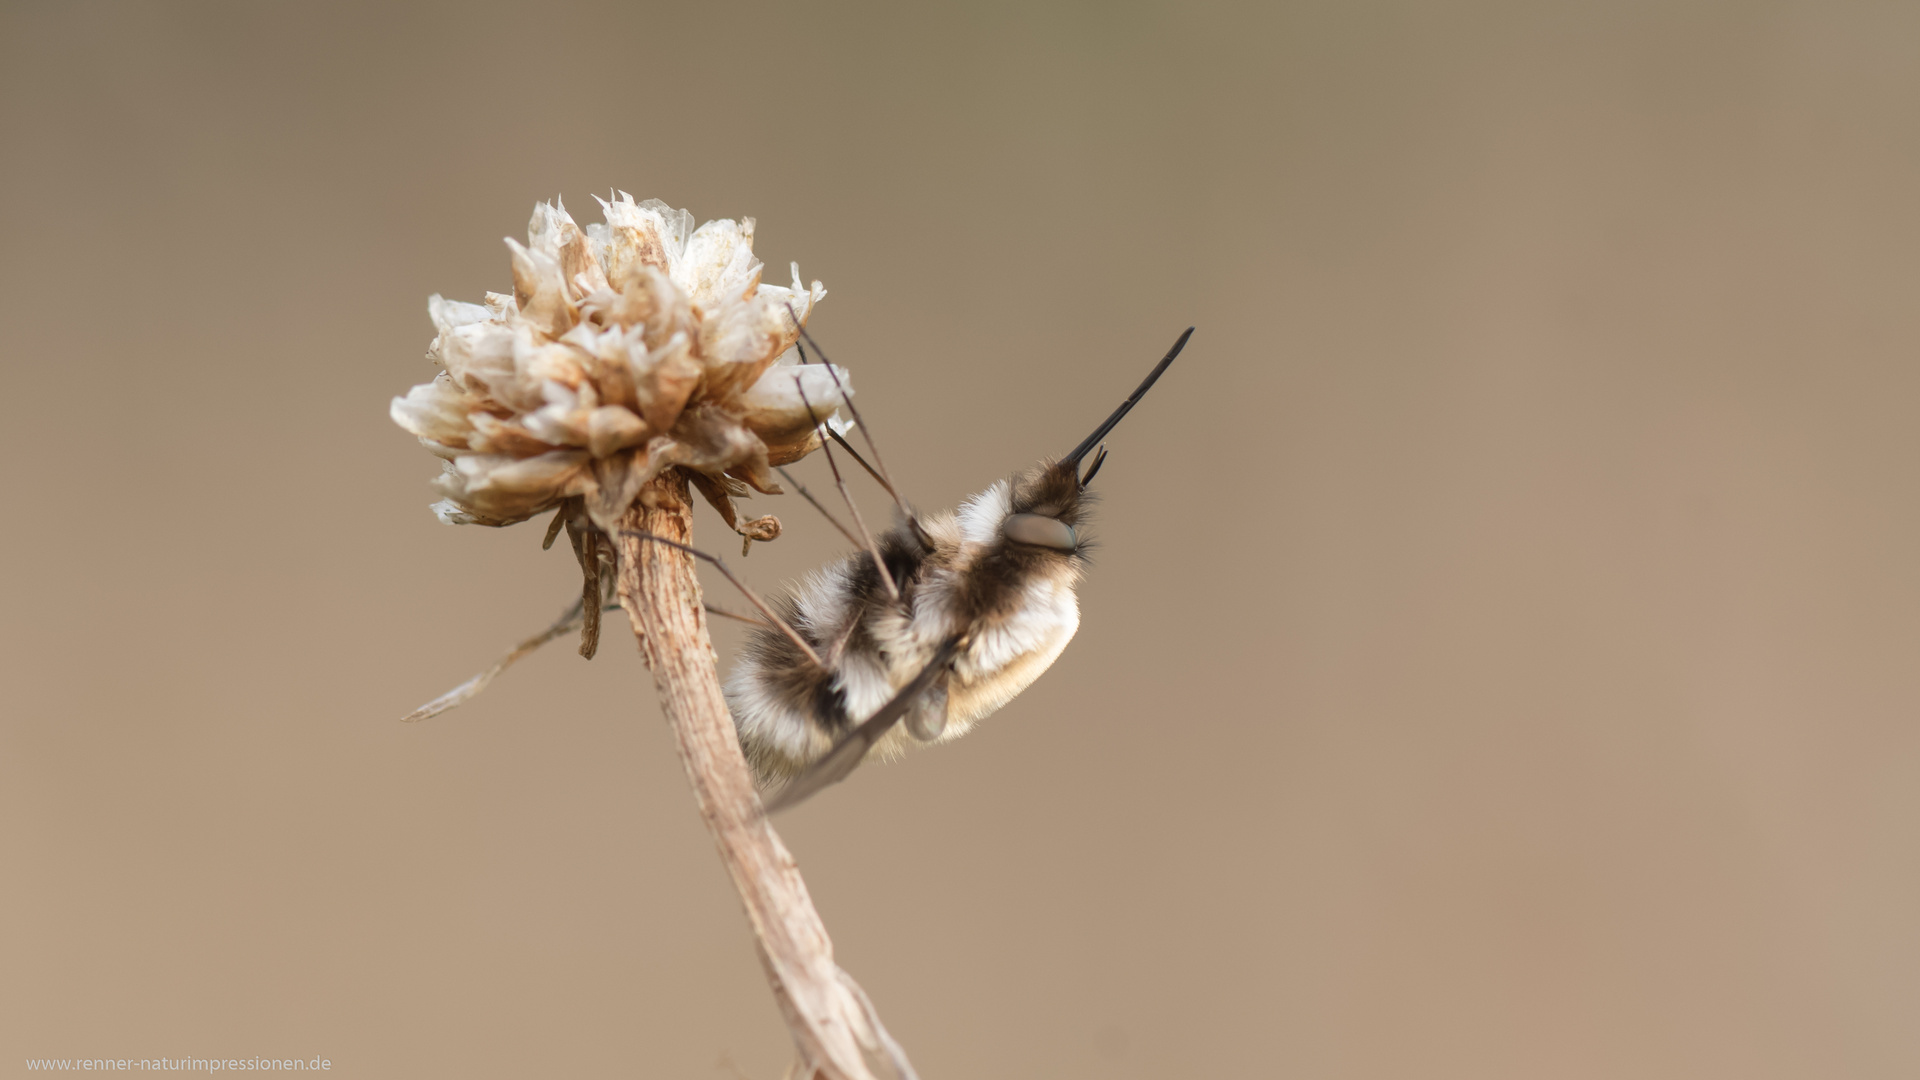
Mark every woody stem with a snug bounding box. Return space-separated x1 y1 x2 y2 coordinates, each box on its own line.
613 470 916 1080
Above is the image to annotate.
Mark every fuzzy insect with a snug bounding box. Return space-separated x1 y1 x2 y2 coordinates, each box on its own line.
709 327 1192 811
407 327 1191 813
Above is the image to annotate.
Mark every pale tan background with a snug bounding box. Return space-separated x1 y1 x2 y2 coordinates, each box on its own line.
3 1 1917 1077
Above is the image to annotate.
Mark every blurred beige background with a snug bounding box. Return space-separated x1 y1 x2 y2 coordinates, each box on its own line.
4 1 1918 1077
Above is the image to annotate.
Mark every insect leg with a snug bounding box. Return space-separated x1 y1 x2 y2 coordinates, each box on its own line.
624 529 827 668
794 375 900 601
689 471 782 556
704 602 775 630
788 318 919 532
773 465 862 550
783 306 894 495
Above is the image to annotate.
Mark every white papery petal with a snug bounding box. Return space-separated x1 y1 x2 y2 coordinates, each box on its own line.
467 413 554 456
736 362 855 465
698 286 807 401
428 295 492 337
505 238 575 336
427 451 589 526
479 449 590 492
639 196 694 260
595 192 687 291
436 320 517 401
587 405 648 458
676 217 760 308
737 362 853 422
648 416 763 480
542 377 596 410
520 379 597 447
584 448 667 531
442 450 590 500
529 197 609 298
431 498 517 526
527 199 570 260
753 263 827 357
390 374 478 448
513 327 588 393
632 330 701 432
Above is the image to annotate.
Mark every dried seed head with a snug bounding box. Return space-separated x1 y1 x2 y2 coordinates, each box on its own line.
391 193 850 532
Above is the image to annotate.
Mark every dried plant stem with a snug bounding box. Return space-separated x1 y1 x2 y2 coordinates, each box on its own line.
615 472 916 1080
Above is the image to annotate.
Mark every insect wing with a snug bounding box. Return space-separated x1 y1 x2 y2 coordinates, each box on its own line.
763 634 966 814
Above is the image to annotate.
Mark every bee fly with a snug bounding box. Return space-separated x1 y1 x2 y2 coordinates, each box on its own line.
410 327 1191 813
649 326 1193 812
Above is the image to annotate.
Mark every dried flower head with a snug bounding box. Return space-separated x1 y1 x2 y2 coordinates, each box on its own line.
391 193 850 536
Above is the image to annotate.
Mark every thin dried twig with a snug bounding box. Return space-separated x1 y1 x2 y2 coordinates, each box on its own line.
565 512 605 659
400 601 756 722
400 599 588 722
616 473 917 1080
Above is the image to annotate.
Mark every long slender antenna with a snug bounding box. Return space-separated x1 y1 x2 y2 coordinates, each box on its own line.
795 375 900 602
625 529 825 668
1062 327 1194 469
773 465 862 550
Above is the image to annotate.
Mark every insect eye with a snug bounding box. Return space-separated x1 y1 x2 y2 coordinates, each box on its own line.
1002 513 1078 551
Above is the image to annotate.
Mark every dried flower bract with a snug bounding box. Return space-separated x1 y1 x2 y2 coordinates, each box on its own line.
391 193 849 536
